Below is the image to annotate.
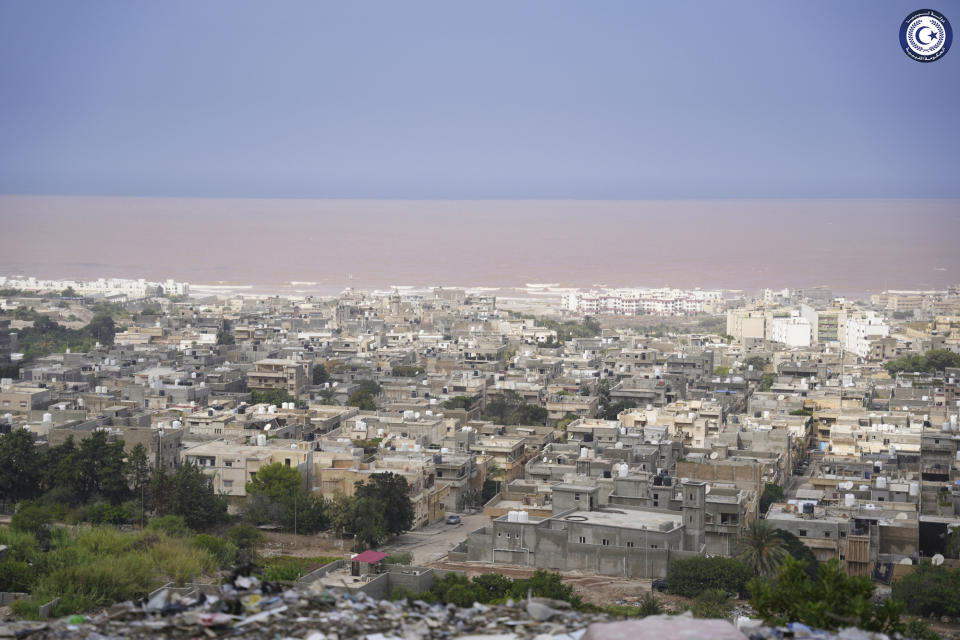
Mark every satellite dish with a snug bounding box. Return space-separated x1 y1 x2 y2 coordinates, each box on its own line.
899 558 913 565
710 452 718 460
932 554 945 566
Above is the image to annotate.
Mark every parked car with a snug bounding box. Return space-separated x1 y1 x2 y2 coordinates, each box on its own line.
446 514 462 525
652 578 668 592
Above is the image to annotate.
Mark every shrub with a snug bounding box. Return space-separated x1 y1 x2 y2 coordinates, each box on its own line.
384 551 414 565
147 515 192 537
11 504 54 549
508 570 580 606
193 534 239 569
85 501 131 525
389 585 419 601
256 556 338 582
0 528 41 564
224 524 265 551
891 560 960 618
635 591 664 616
471 572 512 602
904 617 941 640
667 556 753 598
0 559 35 592
749 557 905 634
692 588 733 619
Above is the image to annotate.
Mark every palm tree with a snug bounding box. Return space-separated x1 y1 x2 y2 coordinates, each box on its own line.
736 519 788 578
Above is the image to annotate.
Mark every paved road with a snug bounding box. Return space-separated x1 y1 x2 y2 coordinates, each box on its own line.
380 513 488 564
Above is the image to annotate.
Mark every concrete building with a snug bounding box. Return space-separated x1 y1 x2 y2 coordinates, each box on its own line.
459 481 708 578
247 358 309 398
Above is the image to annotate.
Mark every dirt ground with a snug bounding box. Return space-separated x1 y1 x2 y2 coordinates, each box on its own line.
259 530 352 559
429 560 693 610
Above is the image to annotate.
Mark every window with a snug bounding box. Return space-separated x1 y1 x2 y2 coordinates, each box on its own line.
578 536 586 544
824 531 831 537
651 544 658 549
626 541 634 548
799 529 807 537
840 531 847 538
285 458 291 467
575 493 581 500
601 539 610 546
497 532 501 537
225 460 232 467
223 480 233 488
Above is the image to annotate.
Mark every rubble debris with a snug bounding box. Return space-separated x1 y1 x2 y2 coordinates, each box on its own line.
0 576 942 640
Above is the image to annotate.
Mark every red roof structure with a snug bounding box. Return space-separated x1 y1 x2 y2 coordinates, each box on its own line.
352 550 388 564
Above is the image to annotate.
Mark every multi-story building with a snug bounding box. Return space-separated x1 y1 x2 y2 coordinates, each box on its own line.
247 358 308 398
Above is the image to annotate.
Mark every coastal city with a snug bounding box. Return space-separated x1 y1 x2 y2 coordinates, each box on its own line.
1 275 959 637
2 1 958 638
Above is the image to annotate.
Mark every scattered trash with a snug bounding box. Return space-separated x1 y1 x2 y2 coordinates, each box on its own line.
0 573 920 639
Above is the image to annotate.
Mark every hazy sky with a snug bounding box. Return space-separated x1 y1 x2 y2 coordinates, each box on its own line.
1 197 957 294
0 1 958 198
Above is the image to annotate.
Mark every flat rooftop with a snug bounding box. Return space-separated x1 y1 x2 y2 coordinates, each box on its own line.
558 509 681 531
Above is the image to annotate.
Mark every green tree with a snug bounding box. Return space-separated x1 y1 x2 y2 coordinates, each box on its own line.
667 556 753 598
759 373 775 392
749 556 905 634
126 443 151 498
312 363 329 385
85 312 117 345
351 496 387 550
327 492 356 537
0 429 43 503
246 462 303 502
891 560 960 617
443 396 474 410
346 389 377 410
41 436 81 501
250 388 295 406
745 356 769 370
759 483 785 514
774 529 819 581
60 286 77 298
885 349 960 375
736 519 788 578
155 463 229 531
354 472 414 537
74 431 129 504
600 400 637 421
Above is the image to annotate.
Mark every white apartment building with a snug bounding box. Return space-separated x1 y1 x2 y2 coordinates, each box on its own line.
0 276 189 298
771 315 812 348
562 288 722 316
843 312 890 358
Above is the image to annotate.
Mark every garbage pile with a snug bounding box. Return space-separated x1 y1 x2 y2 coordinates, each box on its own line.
0 575 940 640
0 573 610 639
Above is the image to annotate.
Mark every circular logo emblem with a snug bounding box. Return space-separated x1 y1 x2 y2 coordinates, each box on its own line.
900 9 952 62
